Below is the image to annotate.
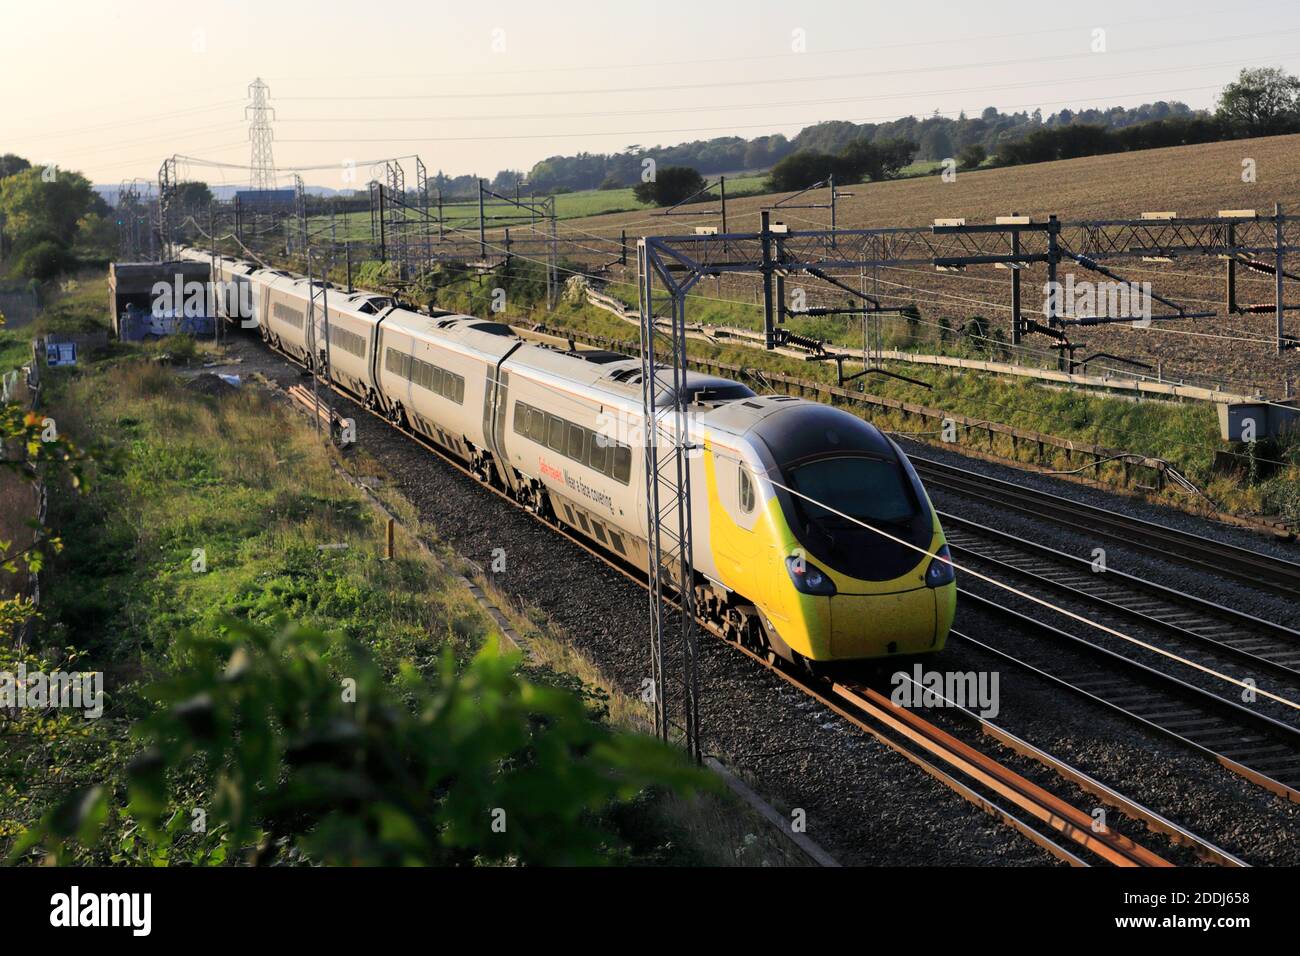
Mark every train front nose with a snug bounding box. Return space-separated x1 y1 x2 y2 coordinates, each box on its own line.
827 585 952 658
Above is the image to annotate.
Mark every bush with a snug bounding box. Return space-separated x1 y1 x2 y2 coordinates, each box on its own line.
633 166 706 207
957 144 987 170
13 239 74 281
767 138 917 192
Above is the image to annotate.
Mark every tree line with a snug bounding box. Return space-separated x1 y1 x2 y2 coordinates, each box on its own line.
476 66 1300 195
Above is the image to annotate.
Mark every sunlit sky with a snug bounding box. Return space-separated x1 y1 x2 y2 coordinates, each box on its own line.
4 0 1300 188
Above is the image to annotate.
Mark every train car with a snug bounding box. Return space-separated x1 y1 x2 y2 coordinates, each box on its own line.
317 289 393 404
251 269 315 365
685 393 956 664
213 256 260 328
497 345 650 566
494 345 956 665
373 308 521 479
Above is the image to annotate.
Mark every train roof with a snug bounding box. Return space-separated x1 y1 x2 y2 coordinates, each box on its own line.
381 306 522 358
748 400 895 465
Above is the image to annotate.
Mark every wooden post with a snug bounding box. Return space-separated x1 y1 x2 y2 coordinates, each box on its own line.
385 518 395 560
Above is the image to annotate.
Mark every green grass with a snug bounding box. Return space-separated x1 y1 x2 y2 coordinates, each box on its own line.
0 329 29 375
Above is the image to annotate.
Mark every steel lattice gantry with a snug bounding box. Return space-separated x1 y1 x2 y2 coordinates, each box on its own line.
640 208 1300 357
638 239 702 761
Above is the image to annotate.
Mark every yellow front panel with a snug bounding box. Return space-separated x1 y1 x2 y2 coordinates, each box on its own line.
702 434 955 662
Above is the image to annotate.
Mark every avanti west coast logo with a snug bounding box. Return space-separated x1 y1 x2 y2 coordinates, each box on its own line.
890 664 1000 719
49 886 151 936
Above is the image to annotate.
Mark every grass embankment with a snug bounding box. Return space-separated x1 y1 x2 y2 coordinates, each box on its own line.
3 281 801 865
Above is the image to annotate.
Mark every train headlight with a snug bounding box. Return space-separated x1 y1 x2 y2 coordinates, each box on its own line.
785 555 837 596
925 543 956 588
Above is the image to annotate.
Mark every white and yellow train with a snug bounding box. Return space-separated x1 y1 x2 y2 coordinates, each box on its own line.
182 250 957 666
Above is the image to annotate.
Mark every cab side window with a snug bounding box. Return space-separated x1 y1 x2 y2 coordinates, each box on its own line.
739 467 755 514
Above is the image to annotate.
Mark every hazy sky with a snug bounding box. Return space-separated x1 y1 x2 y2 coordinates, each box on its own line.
5 0 1300 187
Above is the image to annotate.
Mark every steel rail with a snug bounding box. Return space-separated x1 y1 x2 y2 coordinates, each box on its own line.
913 455 1300 598
941 513 1300 685
956 591 1300 801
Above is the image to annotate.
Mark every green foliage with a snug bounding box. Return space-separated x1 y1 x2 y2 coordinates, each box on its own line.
0 167 93 249
0 154 31 179
768 138 917 191
6 346 709 865
173 181 213 211
633 166 706 207
957 143 987 170
13 620 706 866
12 240 74 281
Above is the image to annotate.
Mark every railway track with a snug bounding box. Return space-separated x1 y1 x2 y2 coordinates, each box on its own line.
954 592 1300 803
913 454 1300 599
273 349 1237 867
941 513 1300 687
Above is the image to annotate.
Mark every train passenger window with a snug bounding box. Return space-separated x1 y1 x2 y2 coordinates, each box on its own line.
612 445 632 484
739 468 755 514
513 402 529 435
588 434 609 473
453 376 464 403
567 423 585 461
547 414 566 451
528 408 548 444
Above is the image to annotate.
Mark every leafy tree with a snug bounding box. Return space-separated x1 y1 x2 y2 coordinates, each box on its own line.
836 137 917 181
598 174 624 190
0 166 97 278
490 169 524 192
767 151 835 191
633 166 706 207
173 180 213 211
12 240 74 280
1216 67 1300 134
957 143 987 170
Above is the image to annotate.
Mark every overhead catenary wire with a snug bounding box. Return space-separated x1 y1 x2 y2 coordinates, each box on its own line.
273 27 1300 103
